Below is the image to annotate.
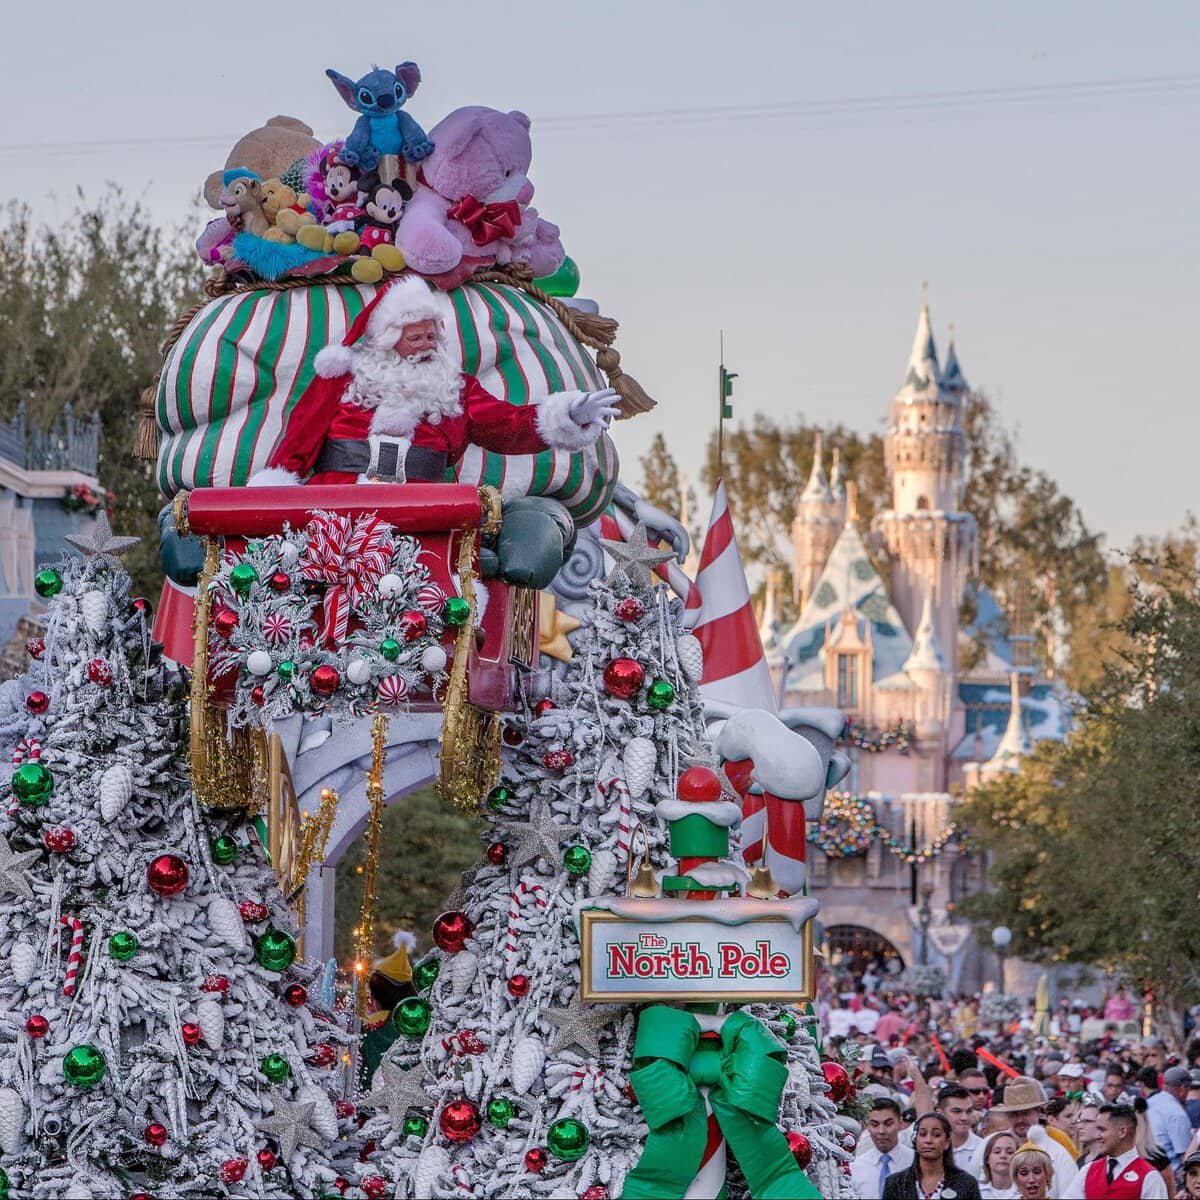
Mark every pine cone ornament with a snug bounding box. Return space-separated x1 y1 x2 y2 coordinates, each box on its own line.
63 1186 93 1200
79 589 109 636
622 737 657 797
511 1035 546 1094
10 941 37 985
449 949 478 998
99 763 133 822
675 633 704 682
207 897 245 951
197 999 224 1050
587 848 616 895
413 1145 450 1199
0 1086 23 1153
298 1084 338 1140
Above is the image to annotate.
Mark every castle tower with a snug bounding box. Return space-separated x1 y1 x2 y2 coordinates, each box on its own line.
902 587 948 733
872 293 978 681
791 432 845 607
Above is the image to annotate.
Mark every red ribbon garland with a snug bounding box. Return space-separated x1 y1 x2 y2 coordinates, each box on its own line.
299 511 392 645
446 194 521 246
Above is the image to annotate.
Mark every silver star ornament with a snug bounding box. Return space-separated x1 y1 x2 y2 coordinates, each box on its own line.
256 1096 326 1161
543 994 620 1057
0 833 38 900
361 1060 434 1131
598 520 675 590
65 510 140 558
497 806 580 870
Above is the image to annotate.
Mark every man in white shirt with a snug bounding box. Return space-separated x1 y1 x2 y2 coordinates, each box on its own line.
852 1097 913 1199
1062 1104 1167 1198
991 1075 1079 1197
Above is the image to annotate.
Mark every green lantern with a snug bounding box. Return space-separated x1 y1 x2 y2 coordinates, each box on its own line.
442 597 470 628
486 785 513 813
210 835 239 865
277 659 295 681
108 930 139 961
486 1097 515 1128
229 562 259 598
393 996 432 1039
413 958 440 991
260 1053 291 1083
254 928 297 973
547 1117 590 1161
380 637 402 662
563 845 592 877
34 568 63 599
62 1044 107 1088
403 1113 429 1138
646 678 676 711
12 761 53 806
532 255 581 298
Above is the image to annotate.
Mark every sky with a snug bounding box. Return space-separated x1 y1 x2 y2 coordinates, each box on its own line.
4 0 1198 551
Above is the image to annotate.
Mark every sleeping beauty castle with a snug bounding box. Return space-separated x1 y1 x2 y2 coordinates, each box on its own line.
757 297 1070 992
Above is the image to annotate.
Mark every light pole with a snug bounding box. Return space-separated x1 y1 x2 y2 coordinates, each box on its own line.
918 880 935 966
992 925 1012 993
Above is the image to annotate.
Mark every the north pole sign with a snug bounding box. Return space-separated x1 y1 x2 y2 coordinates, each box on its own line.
578 899 817 1003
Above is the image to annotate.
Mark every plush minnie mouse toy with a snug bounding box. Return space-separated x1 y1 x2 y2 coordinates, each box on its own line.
351 176 412 282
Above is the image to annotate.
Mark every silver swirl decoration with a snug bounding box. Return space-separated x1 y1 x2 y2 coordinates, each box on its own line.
551 524 606 602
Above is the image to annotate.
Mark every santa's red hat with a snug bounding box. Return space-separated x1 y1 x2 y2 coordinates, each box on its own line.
314 276 453 379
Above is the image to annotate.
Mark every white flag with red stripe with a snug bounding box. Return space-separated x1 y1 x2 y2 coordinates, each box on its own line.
694 481 777 712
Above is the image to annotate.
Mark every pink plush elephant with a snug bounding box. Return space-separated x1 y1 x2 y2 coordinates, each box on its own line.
395 106 565 287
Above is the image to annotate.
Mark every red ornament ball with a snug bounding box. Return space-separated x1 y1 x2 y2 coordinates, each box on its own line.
458 1030 485 1055
282 983 308 1007
533 698 555 717
25 1014 48 1039
486 841 508 865
213 609 238 639
524 1148 548 1173
542 749 573 771
439 1098 482 1143
400 610 428 641
201 975 230 994
821 1060 851 1103
87 658 113 686
677 765 724 803
130 1194 155 1200
501 724 524 747
507 974 530 998
335 1099 355 1119
582 1188 611 1200
238 900 269 923
432 910 474 954
786 1130 813 1169
332 1181 349 1196
25 691 49 715
602 657 644 700
361 1178 388 1200
257 1148 277 1171
26 636 45 659
43 826 75 854
181 1022 202 1047
268 571 291 593
614 597 646 622
310 664 341 697
147 854 189 897
308 1042 336 1068
250 685 266 707
144 1122 168 1148
219 1158 248 1184
132 596 152 617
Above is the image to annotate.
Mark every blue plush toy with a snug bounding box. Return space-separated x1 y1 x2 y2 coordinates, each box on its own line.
326 63 434 170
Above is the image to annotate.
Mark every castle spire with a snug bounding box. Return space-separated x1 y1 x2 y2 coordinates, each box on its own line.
902 287 940 394
985 672 1032 774
829 446 845 503
903 587 946 677
801 431 831 502
942 324 967 396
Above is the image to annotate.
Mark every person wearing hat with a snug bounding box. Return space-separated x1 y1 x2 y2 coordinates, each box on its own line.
992 1076 1080 1194
359 930 417 1086
1180 1151 1200 1200
1061 1103 1167 1198
1184 1069 1200 1129
1144 1064 1192 1169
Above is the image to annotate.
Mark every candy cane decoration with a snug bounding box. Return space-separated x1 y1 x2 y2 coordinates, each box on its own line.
451 1165 472 1193
503 882 548 969
9 738 42 814
59 916 83 997
598 777 633 861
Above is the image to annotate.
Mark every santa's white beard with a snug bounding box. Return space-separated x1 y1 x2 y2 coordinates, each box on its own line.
343 343 464 437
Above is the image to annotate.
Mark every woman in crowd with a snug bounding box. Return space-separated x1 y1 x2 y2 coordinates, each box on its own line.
883 1112 982 1200
1009 1144 1054 1200
1181 1153 1200 1200
1135 1100 1177 1199
978 1130 1020 1199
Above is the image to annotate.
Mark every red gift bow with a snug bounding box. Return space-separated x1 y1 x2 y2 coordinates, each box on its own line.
446 194 521 246
300 511 392 645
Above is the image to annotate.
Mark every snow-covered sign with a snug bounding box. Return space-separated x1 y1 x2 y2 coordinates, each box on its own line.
578 896 818 1003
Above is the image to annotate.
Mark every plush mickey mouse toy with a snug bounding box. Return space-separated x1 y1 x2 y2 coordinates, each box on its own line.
359 176 413 252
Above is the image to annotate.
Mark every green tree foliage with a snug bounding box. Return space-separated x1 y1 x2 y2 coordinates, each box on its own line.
0 192 203 596
960 543 1200 1012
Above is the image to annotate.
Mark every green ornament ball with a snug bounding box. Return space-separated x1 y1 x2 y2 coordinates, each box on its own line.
646 678 676 711
254 928 297 973
486 1097 516 1128
62 1043 107 1088
403 1113 429 1138
413 958 440 991
393 996 432 1039
12 761 53 807
380 637 402 662
486 784 514 813
547 1116 590 1161
229 562 259 598
277 659 295 681
108 930 139 961
780 1011 798 1040
34 568 63 599
533 255 581 298
442 597 471 628
0 1165 8 1200
563 845 592 877
260 1053 291 1083
210 835 239 865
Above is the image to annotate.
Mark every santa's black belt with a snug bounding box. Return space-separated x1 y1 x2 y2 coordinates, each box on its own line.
314 439 449 482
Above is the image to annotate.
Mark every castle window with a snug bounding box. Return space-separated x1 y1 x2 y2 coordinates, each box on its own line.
916 495 930 510
837 654 858 707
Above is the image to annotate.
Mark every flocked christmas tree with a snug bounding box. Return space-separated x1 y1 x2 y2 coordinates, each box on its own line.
0 516 362 1200
354 525 853 1198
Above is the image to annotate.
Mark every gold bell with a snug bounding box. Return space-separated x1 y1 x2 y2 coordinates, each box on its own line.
746 864 780 900
627 862 661 898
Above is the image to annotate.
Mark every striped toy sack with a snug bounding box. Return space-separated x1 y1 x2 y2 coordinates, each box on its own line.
154 280 620 525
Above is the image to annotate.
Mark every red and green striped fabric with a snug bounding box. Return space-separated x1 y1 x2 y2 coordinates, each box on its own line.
155 281 619 524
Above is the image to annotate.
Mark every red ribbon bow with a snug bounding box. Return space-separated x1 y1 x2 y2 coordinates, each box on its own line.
446 194 521 246
299 511 392 646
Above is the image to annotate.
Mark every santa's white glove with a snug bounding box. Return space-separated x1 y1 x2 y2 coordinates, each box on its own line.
568 388 620 427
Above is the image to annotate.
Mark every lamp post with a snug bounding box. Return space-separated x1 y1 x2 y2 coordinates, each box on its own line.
992 925 1012 993
918 880 935 966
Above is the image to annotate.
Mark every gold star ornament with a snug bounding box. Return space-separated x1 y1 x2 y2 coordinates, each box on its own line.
539 591 581 662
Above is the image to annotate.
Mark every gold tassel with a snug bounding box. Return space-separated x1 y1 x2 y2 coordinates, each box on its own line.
596 347 656 419
132 382 160 460
572 311 619 345
354 713 389 1017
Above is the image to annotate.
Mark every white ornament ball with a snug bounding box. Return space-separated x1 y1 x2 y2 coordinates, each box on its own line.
449 950 478 999
622 737 657 797
675 633 704 682
511 1036 546 1094
346 657 371 686
0 1087 23 1153
79 589 109 636
207 897 246 951
246 650 273 677
414 1145 449 1199
420 644 448 674
279 541 301 567
99 763 133 822
377 573 405 599
10 941 37 985
196 999 224 1050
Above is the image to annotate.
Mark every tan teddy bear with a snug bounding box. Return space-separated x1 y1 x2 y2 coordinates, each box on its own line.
260 180 317 243
203 116 321 211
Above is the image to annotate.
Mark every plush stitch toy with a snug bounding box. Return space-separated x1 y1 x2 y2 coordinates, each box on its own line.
325 64 434 171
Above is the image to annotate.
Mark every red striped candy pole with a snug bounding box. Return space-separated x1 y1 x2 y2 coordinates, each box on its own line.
686 1042 729 1199
503 881 548 970
60 915 84 997
599 777 633 862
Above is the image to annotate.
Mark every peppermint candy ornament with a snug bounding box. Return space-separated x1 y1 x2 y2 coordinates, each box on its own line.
99 763 132 822
79 590 109 636
0 1086 23 1153
622 737 657 797
261 612 294 647
511 1036 546 1095
417 582 447 612
377 674 409 706
675 633 704 682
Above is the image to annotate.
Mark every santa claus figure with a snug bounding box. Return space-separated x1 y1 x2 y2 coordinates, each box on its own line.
251 275 618 487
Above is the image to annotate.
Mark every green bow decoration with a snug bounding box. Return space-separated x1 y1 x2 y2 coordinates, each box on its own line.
621 1006 820 1199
